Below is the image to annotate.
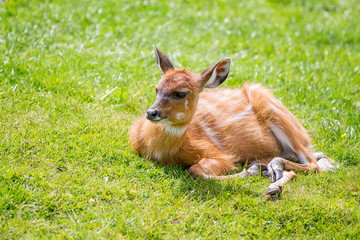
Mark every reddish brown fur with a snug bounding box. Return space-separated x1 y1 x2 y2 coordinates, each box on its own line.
130 50 323 180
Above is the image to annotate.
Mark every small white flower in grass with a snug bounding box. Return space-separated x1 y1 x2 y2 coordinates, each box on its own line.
104 177 109 182
89 198 95 203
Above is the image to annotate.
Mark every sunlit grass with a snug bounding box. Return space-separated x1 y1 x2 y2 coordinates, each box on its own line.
0 0 359 238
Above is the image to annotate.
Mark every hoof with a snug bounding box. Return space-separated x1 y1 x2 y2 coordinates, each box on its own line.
265 186 282 201
261 170 271 178
267 158 285 182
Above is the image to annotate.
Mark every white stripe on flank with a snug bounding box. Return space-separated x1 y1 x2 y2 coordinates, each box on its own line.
267 102 285 116
226 104 253 123
269 97 283 107
198 118 223 149
247 84 261 101
269 97 300 124
297 151 308 164
269 122 295 154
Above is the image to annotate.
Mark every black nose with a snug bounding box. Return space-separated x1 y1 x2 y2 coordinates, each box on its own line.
146 109 159 120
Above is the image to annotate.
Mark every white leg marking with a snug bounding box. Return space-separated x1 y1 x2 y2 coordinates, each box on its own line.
203 173 211 179
317 158 334 172
247 165 259 176
311 152 339 171
311 152 325 159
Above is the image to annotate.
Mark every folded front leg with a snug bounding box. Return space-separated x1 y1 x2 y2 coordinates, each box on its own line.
199 161 270 180
188 158 237 180
265 170 296 201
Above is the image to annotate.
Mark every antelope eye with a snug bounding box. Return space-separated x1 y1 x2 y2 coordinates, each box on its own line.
172 92 187 99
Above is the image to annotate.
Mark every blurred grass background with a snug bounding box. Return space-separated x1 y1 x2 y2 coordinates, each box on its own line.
0 0 359 238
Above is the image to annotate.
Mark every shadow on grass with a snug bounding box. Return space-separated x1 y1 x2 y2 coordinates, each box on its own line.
159 164 263 201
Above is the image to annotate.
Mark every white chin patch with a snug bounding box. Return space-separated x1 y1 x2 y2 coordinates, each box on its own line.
163 124 188 137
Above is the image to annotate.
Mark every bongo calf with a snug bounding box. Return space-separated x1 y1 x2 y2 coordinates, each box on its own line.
130 46 334 200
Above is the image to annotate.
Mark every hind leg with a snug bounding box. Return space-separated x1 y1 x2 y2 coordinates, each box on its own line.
265 154 336 200
310 152 336 172
202 160 270 180
265 157 317 201
267 157 318 182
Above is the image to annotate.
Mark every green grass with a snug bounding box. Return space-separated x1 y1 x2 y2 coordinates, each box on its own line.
1 0 359 238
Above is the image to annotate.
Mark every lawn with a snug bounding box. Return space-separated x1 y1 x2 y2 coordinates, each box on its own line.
1 0 359 238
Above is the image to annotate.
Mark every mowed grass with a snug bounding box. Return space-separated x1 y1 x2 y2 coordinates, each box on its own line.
1 0 359 238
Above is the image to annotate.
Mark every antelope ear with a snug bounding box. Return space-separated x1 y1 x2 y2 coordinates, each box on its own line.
200 58 231 89
153 45 175 75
